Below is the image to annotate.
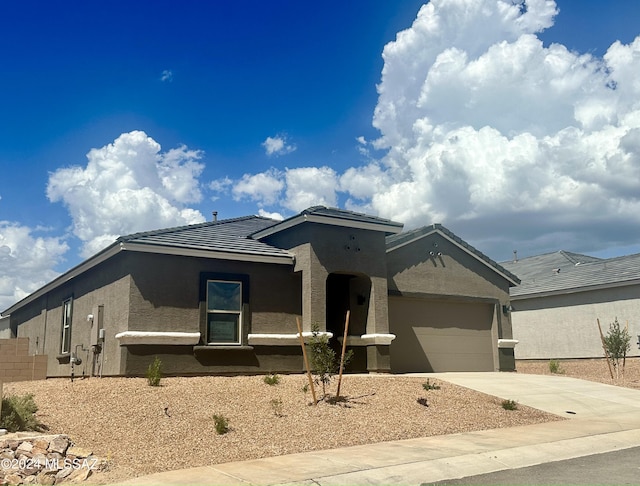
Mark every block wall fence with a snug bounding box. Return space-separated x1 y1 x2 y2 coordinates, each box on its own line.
0 338 47 383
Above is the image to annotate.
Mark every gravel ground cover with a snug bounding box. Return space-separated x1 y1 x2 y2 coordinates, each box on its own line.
516 356 640 389
4 374 559 484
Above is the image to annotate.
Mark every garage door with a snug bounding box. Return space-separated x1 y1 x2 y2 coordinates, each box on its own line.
389 297 495 372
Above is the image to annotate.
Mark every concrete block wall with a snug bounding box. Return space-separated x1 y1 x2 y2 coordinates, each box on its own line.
0 338 47 382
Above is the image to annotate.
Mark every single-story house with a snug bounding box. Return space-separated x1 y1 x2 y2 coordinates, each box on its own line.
2 206 519 377
501 251 640 360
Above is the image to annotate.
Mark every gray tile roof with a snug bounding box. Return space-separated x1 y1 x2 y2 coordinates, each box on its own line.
251 205 404 239
299 206 404 229
501 251 640 298
119 216 292 259
387 224 520 286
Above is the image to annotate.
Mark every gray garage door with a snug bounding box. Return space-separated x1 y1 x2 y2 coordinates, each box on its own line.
389 297 495 372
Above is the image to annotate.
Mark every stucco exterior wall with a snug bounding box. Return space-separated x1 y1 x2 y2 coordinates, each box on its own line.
264 223 390 335
13 254 131 378
512 284 640 359
387 232 511 302
127 251 302 338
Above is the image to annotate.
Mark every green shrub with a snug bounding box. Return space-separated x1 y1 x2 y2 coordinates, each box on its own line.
603 318 631 379
0 394 44 433
263 373 280 386
501 399 518 411
146 356 163 386
422 379 441 391
308 324 353 399
548 359 564 374
213 414 229 435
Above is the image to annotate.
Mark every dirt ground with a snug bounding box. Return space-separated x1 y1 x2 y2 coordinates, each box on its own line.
4 373 560 484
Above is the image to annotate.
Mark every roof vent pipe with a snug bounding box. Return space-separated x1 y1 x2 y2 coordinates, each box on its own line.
212 211 218 222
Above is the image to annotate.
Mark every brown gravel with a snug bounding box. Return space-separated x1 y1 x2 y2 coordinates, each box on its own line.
516 356 640 389
4 374 560 484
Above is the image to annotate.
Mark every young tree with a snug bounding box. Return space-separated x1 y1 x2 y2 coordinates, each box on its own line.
308 325 353 400
602 318 631 379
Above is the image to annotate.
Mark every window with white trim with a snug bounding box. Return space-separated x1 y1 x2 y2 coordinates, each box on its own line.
61 298 73 354
206 280 242 344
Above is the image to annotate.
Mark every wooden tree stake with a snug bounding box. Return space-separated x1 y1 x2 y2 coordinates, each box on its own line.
597 318 614 380
296 316 317 405
336 310 351 398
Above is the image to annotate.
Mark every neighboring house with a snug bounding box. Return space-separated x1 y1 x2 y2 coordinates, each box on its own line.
501 251 640 360
1 206 519 377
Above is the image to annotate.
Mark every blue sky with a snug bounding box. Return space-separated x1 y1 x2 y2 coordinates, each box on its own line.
1 0 640 310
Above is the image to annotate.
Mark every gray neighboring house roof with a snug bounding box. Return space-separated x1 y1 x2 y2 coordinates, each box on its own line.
386 223 520 286
501 250 640 298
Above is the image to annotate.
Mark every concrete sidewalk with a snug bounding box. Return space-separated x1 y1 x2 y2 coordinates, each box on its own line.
125 373 640 485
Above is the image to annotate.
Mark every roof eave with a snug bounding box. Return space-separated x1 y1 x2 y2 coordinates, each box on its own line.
2 242 123 316
510 277 640 300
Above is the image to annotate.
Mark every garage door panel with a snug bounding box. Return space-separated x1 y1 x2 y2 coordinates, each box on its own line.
390 297 495 372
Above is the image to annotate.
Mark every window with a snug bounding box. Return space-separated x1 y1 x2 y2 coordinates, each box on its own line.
206 280 242 344
61 298 73 354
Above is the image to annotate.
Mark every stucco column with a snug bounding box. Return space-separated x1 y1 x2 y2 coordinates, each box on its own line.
366 276 390 334
366 276 392 372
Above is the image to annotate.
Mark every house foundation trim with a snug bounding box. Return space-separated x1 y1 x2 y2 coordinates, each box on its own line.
338 334 396 346
115 331 201 346
497 339 519 349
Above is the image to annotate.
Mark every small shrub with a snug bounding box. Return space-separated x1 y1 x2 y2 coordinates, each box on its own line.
301 383 309 394
603 318 631 379
263 373 280 386
213 414 229 435
422 379 441 391
0 394 44 433
308 324 353 399
416 397 429 407
501 399 518 411
146 356 163 386
548 359 564 374
270 398 284 417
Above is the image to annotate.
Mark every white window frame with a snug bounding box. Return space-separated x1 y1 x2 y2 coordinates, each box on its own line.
61 298 73 354
206 280 242 345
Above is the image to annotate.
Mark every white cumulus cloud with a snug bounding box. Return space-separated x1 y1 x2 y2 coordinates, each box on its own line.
262 135 297 156
0 222 68 311
364 0 640 257
47 130 206 258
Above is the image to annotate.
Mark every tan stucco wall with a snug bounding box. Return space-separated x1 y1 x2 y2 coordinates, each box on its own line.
512 284 640 359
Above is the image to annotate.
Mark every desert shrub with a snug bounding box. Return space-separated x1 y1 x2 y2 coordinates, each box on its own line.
416 397 429 407
501 399 518 411
146 356 163 386
422 379 441 391
212 414 229 435
308 324 353 399
548 359 564 374
263 373 280 386
0 394 44 433
603 318 631 379
270 398 284 417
